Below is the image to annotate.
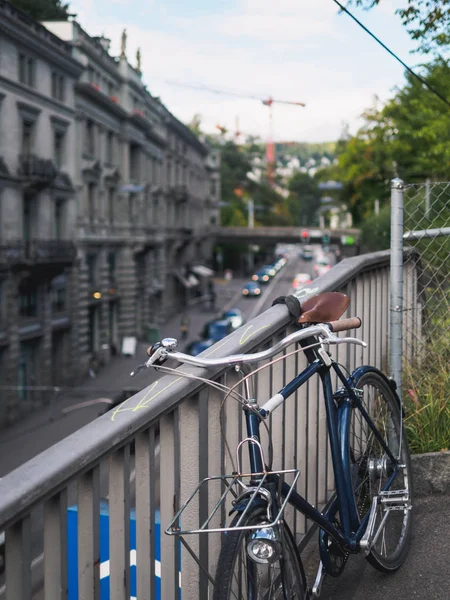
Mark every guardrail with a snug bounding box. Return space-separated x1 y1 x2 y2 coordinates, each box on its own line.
0 249 421 600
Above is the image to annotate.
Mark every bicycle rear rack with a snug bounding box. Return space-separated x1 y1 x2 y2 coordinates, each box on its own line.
165 436 301 536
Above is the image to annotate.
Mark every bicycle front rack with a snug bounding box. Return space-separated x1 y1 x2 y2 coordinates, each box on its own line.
165 436 301 536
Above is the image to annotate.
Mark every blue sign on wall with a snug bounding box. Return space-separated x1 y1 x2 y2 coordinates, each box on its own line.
67 501 164 600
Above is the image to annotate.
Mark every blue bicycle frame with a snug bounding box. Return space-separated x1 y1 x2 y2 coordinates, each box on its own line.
243 350 400 555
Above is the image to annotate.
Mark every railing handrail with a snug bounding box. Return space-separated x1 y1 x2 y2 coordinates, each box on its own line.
0 248 413 529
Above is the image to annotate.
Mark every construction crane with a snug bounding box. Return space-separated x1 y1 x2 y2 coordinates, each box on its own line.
215 117 259 144
165 80 305 185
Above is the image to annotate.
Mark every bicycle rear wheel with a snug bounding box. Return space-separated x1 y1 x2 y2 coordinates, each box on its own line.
213 506 307 600
349 370 413 572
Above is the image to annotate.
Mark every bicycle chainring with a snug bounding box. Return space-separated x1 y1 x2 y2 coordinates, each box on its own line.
319 528 349 577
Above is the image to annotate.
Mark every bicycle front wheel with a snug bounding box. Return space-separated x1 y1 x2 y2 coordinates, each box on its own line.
213 506 306 600
349 369 413 572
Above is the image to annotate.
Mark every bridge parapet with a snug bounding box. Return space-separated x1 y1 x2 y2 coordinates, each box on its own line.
0 248 421 599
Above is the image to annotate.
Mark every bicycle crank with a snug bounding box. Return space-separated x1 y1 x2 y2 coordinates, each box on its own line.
360 490 411 554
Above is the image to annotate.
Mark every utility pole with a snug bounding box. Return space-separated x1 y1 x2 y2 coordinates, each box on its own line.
248 198 254 229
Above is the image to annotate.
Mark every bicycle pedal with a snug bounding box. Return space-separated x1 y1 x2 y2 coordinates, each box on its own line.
380 489 410 506
311 561 326 598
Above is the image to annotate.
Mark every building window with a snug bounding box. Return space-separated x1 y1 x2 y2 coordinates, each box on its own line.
18 54 35 87
55 198 64 239
129 144 140 182
51 274 67 313
86 253 97 287
18 340 38 401
85 119 95 156
107 252 116 285
88 306 99 353
21 121 34 156
87 183 96 223
54 130 65 170
19 278 38 318
106 131 114 163
128 196 134 224
107 188 115 223
23 194 33 242
51 72 65 101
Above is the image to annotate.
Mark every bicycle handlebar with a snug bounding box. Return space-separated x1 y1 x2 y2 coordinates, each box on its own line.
140 319 365 372
328 317 362 332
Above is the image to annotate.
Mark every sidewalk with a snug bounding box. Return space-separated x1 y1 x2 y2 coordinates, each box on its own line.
0 276 246 475
316 493 450 600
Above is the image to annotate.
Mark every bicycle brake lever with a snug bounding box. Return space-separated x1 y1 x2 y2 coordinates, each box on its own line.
130 363 147 377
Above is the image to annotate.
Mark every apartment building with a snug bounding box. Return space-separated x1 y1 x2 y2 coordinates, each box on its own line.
0 2 84 424
0 3 220 425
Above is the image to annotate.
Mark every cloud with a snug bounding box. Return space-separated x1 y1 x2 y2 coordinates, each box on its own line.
69 0 410 142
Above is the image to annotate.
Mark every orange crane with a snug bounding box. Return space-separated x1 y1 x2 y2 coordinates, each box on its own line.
165 80 305 184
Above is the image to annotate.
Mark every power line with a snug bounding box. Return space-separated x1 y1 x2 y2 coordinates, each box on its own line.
333 0 450 110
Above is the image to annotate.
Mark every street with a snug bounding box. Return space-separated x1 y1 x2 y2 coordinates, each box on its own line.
0 245 331 478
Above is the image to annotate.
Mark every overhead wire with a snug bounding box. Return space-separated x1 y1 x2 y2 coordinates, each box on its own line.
333 0 450 110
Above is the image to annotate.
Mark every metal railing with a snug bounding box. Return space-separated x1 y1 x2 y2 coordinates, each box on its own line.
0 249 421 600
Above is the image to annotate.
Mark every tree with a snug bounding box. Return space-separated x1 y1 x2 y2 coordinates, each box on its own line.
187 114 202 137
317 57 450 228
347 0 450 54
10 0 72 20
286 172 321 226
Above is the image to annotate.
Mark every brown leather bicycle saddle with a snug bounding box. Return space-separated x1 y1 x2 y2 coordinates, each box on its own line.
298 292 350 324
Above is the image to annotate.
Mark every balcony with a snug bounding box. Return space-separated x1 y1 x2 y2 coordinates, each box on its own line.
26 240 76 263
0 242 26 266
18 155 57 191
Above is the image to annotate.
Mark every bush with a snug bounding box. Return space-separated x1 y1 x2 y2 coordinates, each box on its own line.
403 336 450 454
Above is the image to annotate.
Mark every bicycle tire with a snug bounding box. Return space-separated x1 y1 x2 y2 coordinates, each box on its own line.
213 506 307 600
348 369 413 572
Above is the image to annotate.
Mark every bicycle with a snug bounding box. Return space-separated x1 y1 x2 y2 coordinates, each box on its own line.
133 291 413 599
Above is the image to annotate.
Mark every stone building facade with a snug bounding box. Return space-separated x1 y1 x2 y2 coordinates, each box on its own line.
0 2 84 425
0 3 220 425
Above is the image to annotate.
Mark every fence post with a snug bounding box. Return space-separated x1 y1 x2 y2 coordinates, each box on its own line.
390 177 404 396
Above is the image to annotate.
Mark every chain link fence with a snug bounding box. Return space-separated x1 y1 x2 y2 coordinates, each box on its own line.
398 181 450 452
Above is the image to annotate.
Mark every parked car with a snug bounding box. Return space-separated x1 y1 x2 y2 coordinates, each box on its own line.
292 272 312 289
314 258 331 278
200 318 234 341
222 308 245 330
252 268 272 283
300 245 314 260
208 319 233 341
186 339 214 356
274 257 287 271
262 264 277 277
242 282 261 297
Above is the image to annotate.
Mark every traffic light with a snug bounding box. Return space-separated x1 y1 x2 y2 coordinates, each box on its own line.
301 230 310 243
322 232 330 245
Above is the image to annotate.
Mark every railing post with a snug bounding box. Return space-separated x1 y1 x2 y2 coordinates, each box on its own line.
390 177 404 396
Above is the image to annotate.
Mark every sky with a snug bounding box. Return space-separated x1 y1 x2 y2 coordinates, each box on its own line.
68 0 422 143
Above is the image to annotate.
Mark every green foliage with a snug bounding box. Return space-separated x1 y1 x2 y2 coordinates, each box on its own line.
187 114 202 136
318 58 450 226
10 0 72 20
359 204 391 251
404 331 450 454
286 172 321 226
348 0 450 54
